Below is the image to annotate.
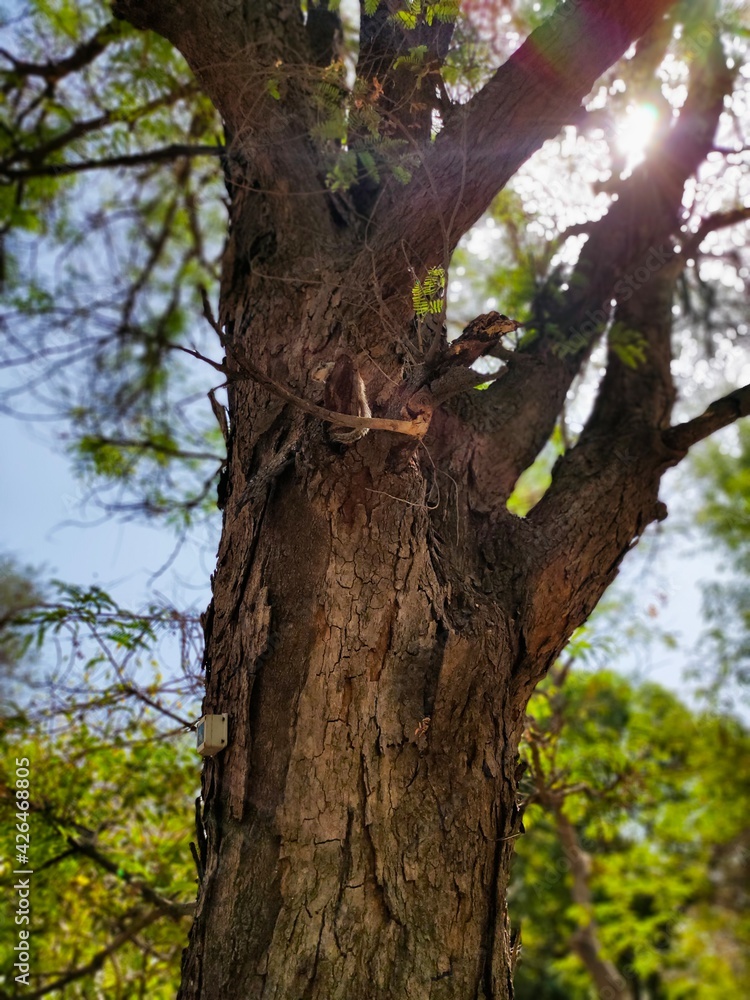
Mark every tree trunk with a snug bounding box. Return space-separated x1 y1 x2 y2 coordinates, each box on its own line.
555 806 633 1000
176 262 535 997
172 242 674 1000
180 413 528 999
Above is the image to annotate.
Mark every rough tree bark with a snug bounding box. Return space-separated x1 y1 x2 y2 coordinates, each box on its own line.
111 2 750 998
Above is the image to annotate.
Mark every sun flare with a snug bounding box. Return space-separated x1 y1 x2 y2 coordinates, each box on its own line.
616 103 660 167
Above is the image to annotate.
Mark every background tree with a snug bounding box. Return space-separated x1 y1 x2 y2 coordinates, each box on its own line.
690 423 750 707
2 1 750 998
0 714 198 999
0 556 42 691
515 663 750 1000
0 580 202 999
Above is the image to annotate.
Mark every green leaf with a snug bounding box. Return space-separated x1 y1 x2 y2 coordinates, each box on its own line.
610 323 648 368
393 45 429 71
266 77 281 100
411 266 446 317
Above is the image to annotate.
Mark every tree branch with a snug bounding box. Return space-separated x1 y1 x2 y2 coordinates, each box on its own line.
113 0 338 262
553 806 634 1000
663 385 750 454
354 0 453 149
175 344 428 439
18 908 166 999
679 206 750 260
111 0 203 38
110 0 304 131
2 144 225 179
371 0 679 290
527 709 634 1000
457 22 733 505
67 834 196 920
77 435 222 463
518 264 677 674
0 20 119 83
116 682 198 729
306 0 343 67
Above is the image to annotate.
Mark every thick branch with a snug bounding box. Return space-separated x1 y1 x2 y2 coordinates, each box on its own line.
663 385 750 453
519 265 678 672
459 24 733 505
114 0 341 270
111 0 187 34
679 206 750 260
372 0 678 284
111 1 303 130
306 0 343 67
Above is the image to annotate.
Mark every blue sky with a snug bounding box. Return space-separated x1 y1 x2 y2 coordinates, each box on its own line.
1 416 215 614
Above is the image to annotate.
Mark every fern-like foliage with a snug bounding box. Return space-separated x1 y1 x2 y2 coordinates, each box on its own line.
412 266 447 316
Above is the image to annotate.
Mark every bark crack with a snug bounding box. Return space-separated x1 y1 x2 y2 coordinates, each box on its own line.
481 827 504 1000
359 752 403 929
332 808 355 959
